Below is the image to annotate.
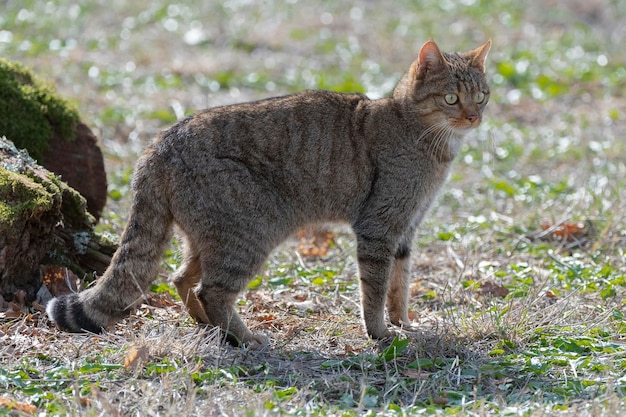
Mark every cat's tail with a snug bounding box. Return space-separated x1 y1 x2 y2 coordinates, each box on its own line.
47 147 173 333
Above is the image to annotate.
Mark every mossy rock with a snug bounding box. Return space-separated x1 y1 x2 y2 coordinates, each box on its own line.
0 137 116 302
0 58 108 219
0 58 80 161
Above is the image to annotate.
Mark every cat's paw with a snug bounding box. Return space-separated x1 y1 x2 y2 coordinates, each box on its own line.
243 332 269 351
369 327 398 341
395 321 420 333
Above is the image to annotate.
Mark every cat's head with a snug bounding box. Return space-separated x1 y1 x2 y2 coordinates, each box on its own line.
394 39 491 135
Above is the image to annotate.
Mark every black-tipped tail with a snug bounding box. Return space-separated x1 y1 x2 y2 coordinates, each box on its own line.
46 295 103 333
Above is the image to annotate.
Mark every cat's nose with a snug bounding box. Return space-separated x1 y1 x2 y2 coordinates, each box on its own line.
466 113 479 123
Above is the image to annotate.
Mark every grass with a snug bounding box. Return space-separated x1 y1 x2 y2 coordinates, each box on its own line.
1 0 625 415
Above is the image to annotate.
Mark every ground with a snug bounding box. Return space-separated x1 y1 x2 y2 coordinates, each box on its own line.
0 0 624 415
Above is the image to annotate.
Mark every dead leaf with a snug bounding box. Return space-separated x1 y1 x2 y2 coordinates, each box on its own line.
1 298 27 318
246 290 275 312
296 227 336 258
2 310 22 319
0 396 36 415
41 265 79 297
255 314 281 329
480 281 509 298
147 293 177 309
123 345 149 370
540 221 587 241
283 325 301 339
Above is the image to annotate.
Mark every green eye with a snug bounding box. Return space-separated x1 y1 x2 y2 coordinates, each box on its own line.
444 93 458 105
475 91 486 103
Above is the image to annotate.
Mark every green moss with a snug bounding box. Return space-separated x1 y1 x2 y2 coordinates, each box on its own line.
0 167 56 228
52 173 95 229
0 58 80 161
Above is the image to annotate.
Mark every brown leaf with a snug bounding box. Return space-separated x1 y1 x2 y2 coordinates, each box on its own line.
294 293 308 302
540 221 587 241
255 314 282 329
2 301 26 318
480 281 509 298
0 396 36 415
123 345 149 370
147 293 177 309
2 310 22 319
296 227 336 258
41 265 79 297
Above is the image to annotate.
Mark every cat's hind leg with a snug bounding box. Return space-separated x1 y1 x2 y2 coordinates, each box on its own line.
171 236 211 324
196 278 266 347
193 229 272 347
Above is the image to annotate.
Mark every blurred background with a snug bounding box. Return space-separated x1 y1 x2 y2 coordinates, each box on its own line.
1 0 625 234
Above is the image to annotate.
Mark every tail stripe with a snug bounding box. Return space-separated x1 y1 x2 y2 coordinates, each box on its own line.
47 294 103 333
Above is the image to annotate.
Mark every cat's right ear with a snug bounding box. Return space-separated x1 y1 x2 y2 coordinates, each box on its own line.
411 40 446 80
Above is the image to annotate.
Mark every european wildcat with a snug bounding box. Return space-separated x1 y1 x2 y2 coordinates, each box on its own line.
47 40 491 346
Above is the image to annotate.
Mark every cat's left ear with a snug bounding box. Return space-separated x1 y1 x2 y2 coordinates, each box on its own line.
467 39 492 73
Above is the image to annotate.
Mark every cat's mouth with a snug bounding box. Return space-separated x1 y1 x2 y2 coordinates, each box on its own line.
450 118 481 133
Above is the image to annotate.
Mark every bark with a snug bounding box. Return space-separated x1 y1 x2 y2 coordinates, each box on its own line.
0 136 116 303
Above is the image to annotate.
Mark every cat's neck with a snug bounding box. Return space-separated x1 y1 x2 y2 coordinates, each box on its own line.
363 97 465 164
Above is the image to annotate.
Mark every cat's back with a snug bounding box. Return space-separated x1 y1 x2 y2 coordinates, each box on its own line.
149 89 376 221
198 89 368 133
156 89 372 165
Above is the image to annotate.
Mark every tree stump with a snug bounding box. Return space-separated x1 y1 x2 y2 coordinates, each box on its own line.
0 137 116 303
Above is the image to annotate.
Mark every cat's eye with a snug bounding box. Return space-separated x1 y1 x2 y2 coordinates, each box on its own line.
444 93 458 105
475 92 486 103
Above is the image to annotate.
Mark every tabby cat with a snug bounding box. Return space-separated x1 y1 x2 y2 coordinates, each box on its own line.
47 39 491 346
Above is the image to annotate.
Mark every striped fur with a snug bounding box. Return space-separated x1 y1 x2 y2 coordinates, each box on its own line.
47 40 491 346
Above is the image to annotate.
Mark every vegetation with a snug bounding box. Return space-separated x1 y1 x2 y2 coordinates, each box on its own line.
0 58 80 161
0 0 624 415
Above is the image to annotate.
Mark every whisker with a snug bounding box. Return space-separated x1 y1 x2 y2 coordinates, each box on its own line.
417 120 449 147
424 122 453 159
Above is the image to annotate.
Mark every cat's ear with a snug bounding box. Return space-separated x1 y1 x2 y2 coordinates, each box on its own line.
467 39 492 73
411 40 447 80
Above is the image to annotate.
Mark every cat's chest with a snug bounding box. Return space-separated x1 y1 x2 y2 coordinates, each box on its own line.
400 159 452 208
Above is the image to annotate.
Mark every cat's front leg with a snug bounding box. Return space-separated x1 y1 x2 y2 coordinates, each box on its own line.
387 221 419 328
355 235 395 339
